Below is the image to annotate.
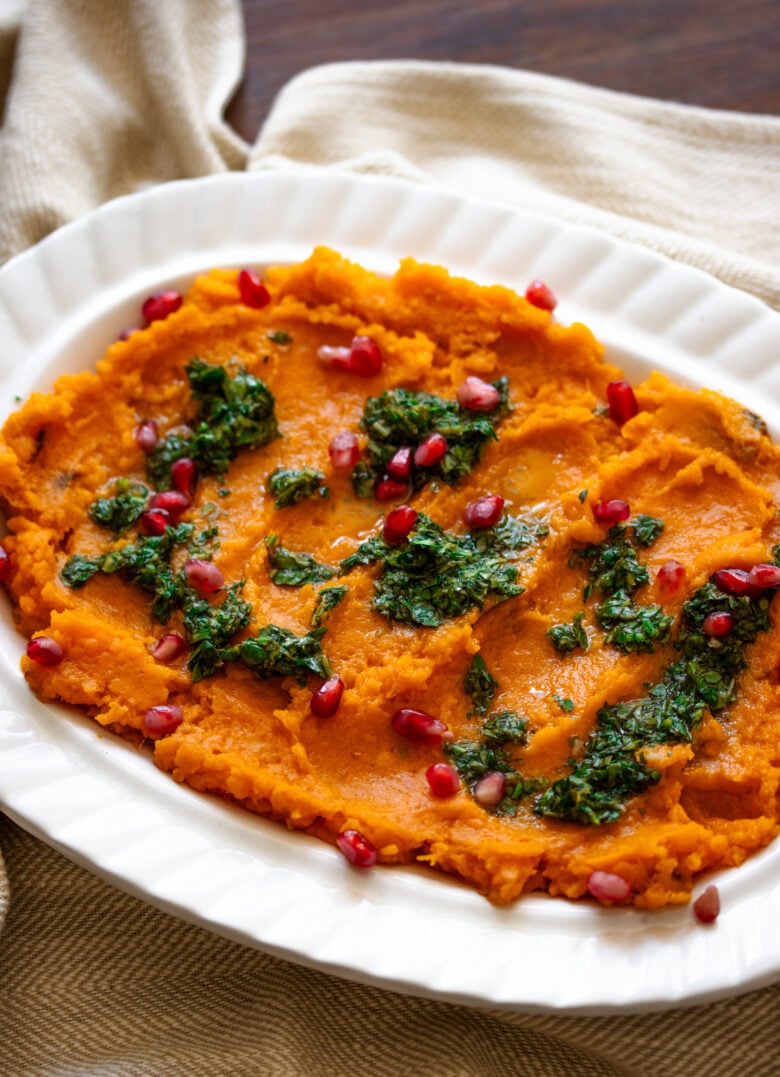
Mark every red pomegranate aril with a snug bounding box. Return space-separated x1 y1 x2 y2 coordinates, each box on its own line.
26 636 63 667
317 344 353 371
748 563 780 590
657 560 686 592
473 771 506 808
592 499 631 525
0 544 11 585
391 707 453 745
336 828 377 868
703 611 733 638
713 568 752 596
142 290 182 324
349 335 382 377
606 380 639 425
311 675 344 718
142 703 183 740
414 432 448 468
425 762 461 798
692 884 720 924
152 633 188 663
586 870 631 903
465 494 505 530
171 457 197 495
184 558 224 594
386 446 412 482
134 419 159 452
457 375 501 412
237 268 271 309
328 431 360 469
375 478 409 501
525 280 557 311
383 505 418 545
149 490 190 521
139 508 170 536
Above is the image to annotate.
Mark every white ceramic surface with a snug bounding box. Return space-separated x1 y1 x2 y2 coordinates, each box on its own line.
0 170 779 1015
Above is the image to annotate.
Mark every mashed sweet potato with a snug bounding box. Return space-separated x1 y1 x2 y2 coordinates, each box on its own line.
2 246 780 909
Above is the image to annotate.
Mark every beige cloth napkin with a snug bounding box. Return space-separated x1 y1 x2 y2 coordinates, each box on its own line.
2 2 780 1075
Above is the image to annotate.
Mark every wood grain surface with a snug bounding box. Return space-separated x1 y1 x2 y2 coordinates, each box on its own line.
227 0 780 141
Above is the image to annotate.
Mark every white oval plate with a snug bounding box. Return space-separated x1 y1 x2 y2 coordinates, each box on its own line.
0 170 779 1015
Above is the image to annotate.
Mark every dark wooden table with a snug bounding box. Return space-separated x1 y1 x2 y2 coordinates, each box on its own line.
228 0 780 142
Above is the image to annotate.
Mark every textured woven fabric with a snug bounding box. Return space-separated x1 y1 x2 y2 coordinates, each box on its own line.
2 2 780 1075
250 60 780 312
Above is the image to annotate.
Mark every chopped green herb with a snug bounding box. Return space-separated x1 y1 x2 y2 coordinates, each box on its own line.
595 589 674 653
311 585 348 628
266 466 327 509
534 576 777 825
578 489 588 503
349 462 375 499
481 710 529 744
88 479 149 533
631 514 665 547
237 624 331 684
341 512 523 627
464 654 499 717
62 524 194 622
267 329 292 345
182 582 252 682
265 535 335 587
352 382 510 496
218 488 231 498
186 525 220 561
571 523 649 597
146 358 279 488
468 512 548 557
443 739 515 785
553 695 575 713
546 612 588 654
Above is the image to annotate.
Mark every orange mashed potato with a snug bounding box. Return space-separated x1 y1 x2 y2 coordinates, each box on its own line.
2 247 780 909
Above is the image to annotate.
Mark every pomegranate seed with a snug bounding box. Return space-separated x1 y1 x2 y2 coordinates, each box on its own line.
391 707 453 745
142 290 182 324
26 636 63 667
425 762 461 798
237 268 271 309
464 494 505 530
329 432 360 469
149 490 190 521
606 380 639 425
592 499 631 525
0 544 11 585
142 703 183 740
349 335 382 377
311 675 344 718
414 433 448 468
657 560 686 593
525 280 557 311
139 508 170 536
317 345 353 371
383 505 418 545
375 478 409 501
171 457 197 495
184 559 224 594
692 884 720 924
386 446 412 482
135 419 159 452
748 563 780 590
702 611 733 637
152 633 188 663
457 375 501 412
473 771 506 808
336 828 377 868
713 568 752 596
586 870 631 903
